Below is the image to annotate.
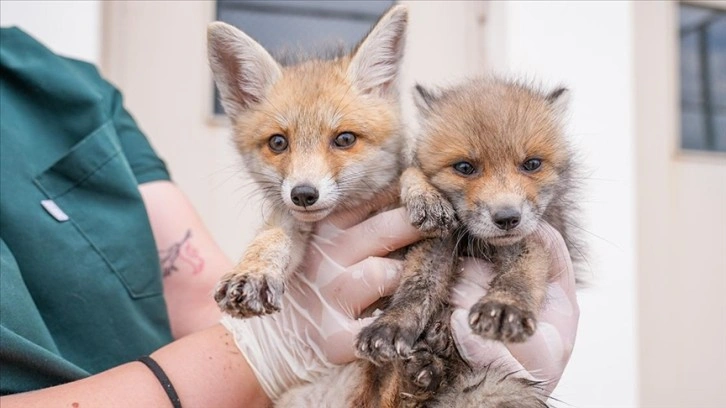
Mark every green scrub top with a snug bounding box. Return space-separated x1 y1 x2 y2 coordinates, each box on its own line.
0 27 174 394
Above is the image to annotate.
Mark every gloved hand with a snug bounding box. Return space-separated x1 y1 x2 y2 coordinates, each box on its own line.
221 207 421 400
449 222 580 393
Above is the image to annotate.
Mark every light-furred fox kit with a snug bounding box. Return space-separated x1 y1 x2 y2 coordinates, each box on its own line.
208 7 407 319
207 4 579 407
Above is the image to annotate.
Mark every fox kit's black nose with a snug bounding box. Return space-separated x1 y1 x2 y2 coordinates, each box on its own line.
493 208 521 231
291 185 319 207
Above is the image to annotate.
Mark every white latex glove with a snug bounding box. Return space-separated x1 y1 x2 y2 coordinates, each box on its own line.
449 222 580 393
221 207 421 400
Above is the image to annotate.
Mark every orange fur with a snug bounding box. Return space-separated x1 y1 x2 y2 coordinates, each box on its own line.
417 81 569 222
232 59 400 177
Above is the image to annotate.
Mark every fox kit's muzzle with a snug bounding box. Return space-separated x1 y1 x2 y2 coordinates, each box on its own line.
290 184 319 207
491 207 521 231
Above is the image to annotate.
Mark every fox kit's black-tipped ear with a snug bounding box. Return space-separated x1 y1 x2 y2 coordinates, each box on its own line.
413 84 440 113
207 22 282 119
547 86 570 115
348 5 408 98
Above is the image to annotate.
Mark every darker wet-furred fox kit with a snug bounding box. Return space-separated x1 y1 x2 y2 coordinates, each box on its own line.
399 77 583 345
208 4 579 407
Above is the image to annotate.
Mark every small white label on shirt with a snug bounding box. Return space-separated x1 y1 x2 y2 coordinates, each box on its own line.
41 199 69 222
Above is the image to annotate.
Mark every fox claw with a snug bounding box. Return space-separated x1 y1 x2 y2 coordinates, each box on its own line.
400 316 453 399
356 318 419 364
214 272 284 318
403 349 446 393
469 300 536 343
405 189 458 236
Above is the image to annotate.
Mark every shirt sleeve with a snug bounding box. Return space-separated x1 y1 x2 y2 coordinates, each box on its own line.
64 59 172 185
106 85 172 185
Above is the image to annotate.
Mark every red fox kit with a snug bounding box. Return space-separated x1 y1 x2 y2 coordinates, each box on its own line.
404 78 581 344
355 77 582 407
207 7 407 319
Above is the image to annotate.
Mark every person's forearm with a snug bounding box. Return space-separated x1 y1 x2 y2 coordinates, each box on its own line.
140 181 234 338
151 324 270 407
0 325 270 408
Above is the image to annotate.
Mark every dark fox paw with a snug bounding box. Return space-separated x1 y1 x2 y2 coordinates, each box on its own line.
405 189 458 236
355 317 420 364
421 319 452 356
403 349 447 393
399 319 453 404
214 272 284 318
468 300 536 343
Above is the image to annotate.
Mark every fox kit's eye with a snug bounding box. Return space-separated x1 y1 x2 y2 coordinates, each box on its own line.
268 134 288 153
453 161 476 176
522 158 542 172
333 132 356 148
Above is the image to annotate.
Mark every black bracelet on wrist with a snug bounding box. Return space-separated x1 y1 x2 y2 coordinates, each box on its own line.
137 355 182 408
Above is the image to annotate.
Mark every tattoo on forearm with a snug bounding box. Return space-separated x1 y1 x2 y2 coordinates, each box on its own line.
159 229 205 277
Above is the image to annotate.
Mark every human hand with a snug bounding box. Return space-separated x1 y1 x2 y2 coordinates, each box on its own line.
449 222 579 393
221 207 421 400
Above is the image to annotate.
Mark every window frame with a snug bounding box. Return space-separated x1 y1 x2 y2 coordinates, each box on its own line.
676 0 726 158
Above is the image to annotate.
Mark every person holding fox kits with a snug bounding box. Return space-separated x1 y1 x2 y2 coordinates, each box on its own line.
1 7 579 408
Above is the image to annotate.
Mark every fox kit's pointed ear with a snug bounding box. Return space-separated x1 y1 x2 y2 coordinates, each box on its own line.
207 22 282 119
413 84 440 114
547 86 570 116
348 5 408 98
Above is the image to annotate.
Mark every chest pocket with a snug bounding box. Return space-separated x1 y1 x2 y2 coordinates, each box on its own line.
34 121 163 299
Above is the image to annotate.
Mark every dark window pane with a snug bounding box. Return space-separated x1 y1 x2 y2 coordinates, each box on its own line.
679 4 726 152
213 0 395 115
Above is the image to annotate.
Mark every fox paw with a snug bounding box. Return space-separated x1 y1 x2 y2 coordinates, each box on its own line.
214 272 284 318
420 319 452 357
405 320 451 389
402 348 447 394
468 300 536 343
356 317 419 364
405 189 458 236
399 319 452 403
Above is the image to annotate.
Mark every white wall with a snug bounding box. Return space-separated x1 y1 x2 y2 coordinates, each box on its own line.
484 2 638 407
0 0 101 64
634 2 726 406
398 1 487 119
